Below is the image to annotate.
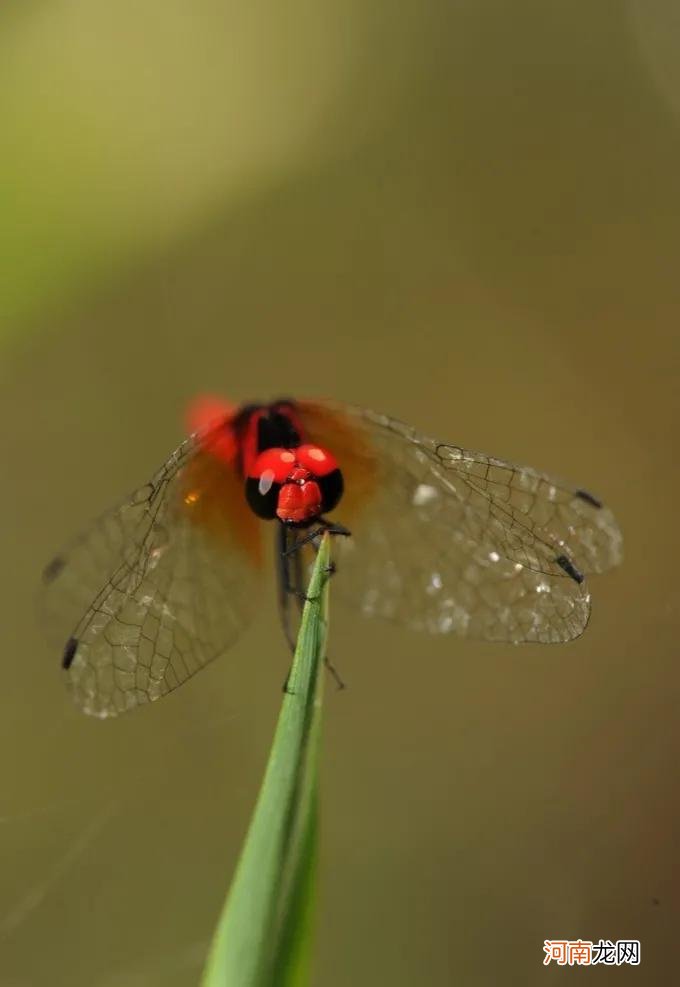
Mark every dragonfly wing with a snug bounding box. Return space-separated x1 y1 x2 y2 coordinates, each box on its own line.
42 430 259 717
307 403 623 644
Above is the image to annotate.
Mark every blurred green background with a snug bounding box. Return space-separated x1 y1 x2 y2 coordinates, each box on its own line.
2 1 679 984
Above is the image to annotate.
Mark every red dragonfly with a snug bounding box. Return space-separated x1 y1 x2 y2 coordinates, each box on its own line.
42 397 623 717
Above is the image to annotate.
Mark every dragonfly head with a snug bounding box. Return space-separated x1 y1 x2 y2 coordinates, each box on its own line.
246 445 343 526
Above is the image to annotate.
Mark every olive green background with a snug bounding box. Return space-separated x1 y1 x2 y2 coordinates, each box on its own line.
1 2 679 984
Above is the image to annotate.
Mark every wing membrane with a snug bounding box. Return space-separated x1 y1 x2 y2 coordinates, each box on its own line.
300 402 622 644
42 428 258 717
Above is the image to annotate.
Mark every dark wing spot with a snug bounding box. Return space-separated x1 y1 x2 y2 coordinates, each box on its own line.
556 554 584 584
575 489 603 509
43 555 65 583
62 637 78 670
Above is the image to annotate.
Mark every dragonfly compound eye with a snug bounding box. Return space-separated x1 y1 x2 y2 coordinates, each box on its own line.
245 447 297 519
294 444 344 514
245 473 280 519
245 445 343 522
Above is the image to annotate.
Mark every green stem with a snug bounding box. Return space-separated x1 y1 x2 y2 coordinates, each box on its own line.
201 533 331 987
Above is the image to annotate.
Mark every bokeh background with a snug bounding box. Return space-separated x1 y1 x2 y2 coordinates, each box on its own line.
2 1 679 984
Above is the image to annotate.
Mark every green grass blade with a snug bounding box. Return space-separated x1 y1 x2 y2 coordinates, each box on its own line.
201 533 331 987
274 699 322 987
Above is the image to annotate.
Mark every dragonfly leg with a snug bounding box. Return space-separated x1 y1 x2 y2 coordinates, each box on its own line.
282 518 351 558
324 654 346 690
283 650 346 693
276 523 347 691
276 525 300 650
277 525 309 693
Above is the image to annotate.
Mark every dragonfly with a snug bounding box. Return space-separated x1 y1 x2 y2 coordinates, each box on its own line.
42 397 623 717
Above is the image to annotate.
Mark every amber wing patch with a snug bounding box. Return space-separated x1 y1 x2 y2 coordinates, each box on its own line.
295 400 381 522
179 447 263 568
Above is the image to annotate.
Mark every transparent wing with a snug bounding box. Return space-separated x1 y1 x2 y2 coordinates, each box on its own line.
41 430 259 717
303 402 623 644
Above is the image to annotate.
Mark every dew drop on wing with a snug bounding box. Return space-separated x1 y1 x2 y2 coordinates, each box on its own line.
62 637 78 670
555 554 584 585
575 489 603 509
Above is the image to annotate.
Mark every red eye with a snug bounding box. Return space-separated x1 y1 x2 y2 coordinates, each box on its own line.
294 444 338 476
249 447 297 483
